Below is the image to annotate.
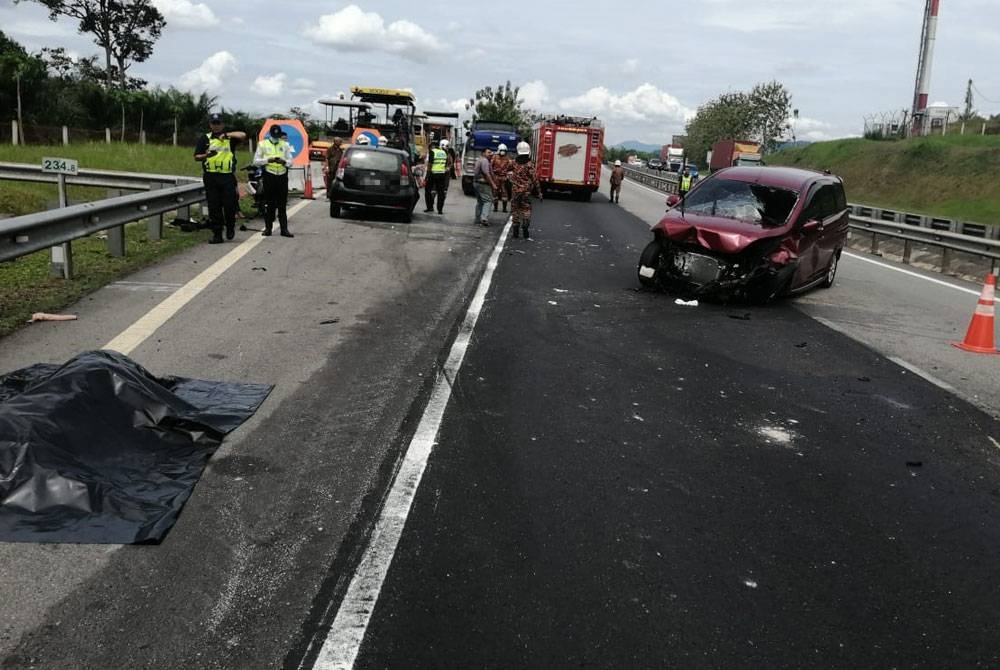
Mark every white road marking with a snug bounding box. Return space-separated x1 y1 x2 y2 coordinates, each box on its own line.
842 252 981 296
103 198 312 355
887 356 958 393
988 436 1000 452
311 218 514 670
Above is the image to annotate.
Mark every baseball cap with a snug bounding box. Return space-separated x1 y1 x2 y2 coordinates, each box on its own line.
209 113 223 124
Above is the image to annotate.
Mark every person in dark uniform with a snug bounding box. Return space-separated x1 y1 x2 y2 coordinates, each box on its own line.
678 166 694 199
194 112 246 243
423 139 453 214
252 124 295 237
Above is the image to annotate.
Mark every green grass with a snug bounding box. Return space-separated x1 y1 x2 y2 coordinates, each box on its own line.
768 135 1000 223
0 143 225 340
0 224 205 339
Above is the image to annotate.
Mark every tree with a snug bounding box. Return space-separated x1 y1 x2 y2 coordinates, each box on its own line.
18 0 165 89
467 81 533 136
684 81 792 167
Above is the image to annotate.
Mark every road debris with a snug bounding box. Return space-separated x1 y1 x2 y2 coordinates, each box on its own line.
28 312 78 323
674 298 698 307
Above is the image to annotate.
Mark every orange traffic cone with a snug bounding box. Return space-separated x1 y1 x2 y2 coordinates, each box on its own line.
952 273 998 354
303 169 315 200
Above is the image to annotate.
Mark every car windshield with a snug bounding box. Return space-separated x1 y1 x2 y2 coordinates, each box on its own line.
474 122 516 132
683 178 797 226
348 150 400 172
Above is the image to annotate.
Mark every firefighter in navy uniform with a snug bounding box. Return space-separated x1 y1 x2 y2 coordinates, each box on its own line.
253 124 295 237
423 139 452 214
194 112 247 243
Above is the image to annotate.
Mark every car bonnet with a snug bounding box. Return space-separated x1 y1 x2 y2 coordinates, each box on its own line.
653 210 790 255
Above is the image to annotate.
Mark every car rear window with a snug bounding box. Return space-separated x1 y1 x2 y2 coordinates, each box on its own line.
683 178 798 226
347 150 400 172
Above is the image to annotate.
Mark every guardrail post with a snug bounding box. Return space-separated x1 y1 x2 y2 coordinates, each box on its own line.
902 239 912 264
869 231 880 255
104 189 126 258
941 247 953 274
49 173 74 279
147 182 163 240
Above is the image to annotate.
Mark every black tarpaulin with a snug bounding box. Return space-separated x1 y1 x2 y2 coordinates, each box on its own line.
0 350 272 544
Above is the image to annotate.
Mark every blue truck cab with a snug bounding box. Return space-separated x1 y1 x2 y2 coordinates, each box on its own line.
461 121 519 196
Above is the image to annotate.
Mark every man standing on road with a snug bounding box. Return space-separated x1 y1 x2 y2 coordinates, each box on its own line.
678 166 693 199
509 141 542 240
609 159 624 204
473 147 497 226
253 125 295 238
490 143 513 213
194 112 247 244
423 139 452 214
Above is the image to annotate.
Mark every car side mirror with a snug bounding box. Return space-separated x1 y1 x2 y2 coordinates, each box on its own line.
666 194 681 208
801 218 822 231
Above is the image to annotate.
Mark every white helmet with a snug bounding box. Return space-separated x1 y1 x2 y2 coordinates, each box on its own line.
378 136 388 145
497 143 508 153
355 135 370 145
614 160 622 166
516 141 530 156
439 139 450 149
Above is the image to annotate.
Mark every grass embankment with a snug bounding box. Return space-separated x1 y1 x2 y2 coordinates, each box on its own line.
768 135 1000 224
0 143 225 339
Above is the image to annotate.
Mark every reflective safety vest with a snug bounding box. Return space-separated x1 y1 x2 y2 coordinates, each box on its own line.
260 139 289 176
204 134 234 173
430 148 448 174
680 175 692 191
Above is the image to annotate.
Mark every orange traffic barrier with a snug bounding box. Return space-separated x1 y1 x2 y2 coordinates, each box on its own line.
303 168 315 200
952 273 998 354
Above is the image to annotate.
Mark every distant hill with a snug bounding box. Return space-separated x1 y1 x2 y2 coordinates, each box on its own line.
767 134 1000 223
612 140 661 154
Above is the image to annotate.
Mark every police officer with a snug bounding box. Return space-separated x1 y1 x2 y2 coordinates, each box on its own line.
678 166 694 199
423 139 452 214
194 112 246 243
253 125 294 237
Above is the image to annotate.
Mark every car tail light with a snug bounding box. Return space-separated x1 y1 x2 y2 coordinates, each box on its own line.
400 162 410 178
336 157 346 180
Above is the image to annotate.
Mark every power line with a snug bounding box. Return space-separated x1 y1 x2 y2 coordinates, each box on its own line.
971 82 999 104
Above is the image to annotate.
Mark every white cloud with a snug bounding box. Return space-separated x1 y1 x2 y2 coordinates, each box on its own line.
430 98 469 114
518 80 549 110
791 116 835 141
623 58 639 75
289 78 316 95
559 83 695 123
178 51 238 92
303 5 443 61
253 73 286 98
152 0 219 28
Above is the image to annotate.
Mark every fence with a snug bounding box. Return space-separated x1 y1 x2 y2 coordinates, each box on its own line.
10 121 205 147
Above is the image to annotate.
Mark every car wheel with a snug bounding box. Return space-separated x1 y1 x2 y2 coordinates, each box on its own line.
329 202 341 218
821 251 840 288
637 240 663 288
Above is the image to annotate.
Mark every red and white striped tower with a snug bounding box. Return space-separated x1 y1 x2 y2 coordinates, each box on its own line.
911 0 941 136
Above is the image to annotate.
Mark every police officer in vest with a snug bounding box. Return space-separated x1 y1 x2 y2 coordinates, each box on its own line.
423 139 452 214
194 112 246 243
678 166 694 199
252 124 295 237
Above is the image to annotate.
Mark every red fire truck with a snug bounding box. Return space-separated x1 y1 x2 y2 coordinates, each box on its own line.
531 116 604 201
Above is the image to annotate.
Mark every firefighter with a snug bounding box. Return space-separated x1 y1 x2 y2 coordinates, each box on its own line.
324 138 344 198
508 141 541 239
491 143 513 213
678 166 694 199
194 112 247 243
423 139 452 214
609 159 624 204
253 124 294 237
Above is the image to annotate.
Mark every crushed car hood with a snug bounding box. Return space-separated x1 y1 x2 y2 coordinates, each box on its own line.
653 211 789 254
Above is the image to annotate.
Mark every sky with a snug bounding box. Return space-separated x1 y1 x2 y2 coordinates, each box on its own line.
2 0 999 146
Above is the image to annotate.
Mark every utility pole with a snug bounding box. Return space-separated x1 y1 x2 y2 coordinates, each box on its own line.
963 78 974 120
911 0 941 136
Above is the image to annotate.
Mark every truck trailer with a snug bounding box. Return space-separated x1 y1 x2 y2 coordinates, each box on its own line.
708 139 762 172
532 116 604 200
659 144 685 172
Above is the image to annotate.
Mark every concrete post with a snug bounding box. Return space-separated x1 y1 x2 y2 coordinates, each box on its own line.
870 231 880 256
49 174 74 279
902 239 912 265
941 247 952 274
11 120 18 146
105 128 111 144
62 126 69 146
140 130 146 145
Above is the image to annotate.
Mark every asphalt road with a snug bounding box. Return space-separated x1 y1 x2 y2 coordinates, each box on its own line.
1 172 999 669
346 189 1000 668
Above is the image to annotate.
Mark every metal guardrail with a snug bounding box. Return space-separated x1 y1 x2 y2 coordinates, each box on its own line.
0 161 199 190
618 164 1000 273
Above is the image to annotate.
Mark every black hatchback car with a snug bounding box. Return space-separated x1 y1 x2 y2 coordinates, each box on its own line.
328 145 420 223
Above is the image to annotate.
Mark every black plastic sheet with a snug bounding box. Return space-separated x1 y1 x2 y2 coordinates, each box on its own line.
0 350 272 544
